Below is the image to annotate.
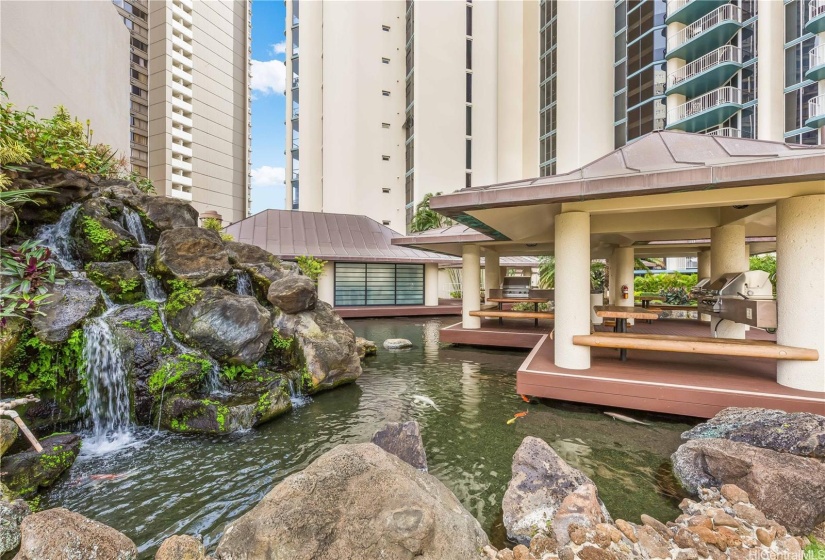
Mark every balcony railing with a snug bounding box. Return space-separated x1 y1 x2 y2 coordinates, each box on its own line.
706 127 741 138
668 86 741 124
668 45 741 89
810 0 825 20
809 95 825 121
810 44 825 70
666 0 691 18
667 4 742 54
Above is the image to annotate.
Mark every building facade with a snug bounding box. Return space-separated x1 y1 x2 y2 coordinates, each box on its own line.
112 0 253 222
286 0 824 232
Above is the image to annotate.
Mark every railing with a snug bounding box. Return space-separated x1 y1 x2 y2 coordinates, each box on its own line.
668 86 741 123
291 108 299 119
810 44 825 70
809 94 825 120
667 4 742 53
666 0 691 19
668 45 741 88
292 77 300 88
706 127 741 137
810 0 825 20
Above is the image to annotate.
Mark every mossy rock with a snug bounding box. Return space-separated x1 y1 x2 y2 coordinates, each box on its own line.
85 261 146 304
1 419 18 457
2 434 81 498
0 317 26 367
70 199 137 263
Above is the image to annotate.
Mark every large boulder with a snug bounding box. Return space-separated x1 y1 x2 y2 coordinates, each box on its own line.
86 261 146 304
1 418 18 456
124 193 199 243
356 337 377 359
153 228 231 287
371 421 428 471
224 241 279 267
267 275 317 314
672 438 825 535
273 301 362 393
682 407 825 458
15 508 137 560
70 197 138 263
2 434 82 498
502 436 611 546
14 168 99 228
155 535 206 560
31 277 103 343
167 287 274 365
215 443 489 560
0 498 30 555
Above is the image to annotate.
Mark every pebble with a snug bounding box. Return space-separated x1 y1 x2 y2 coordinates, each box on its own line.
557 546 575 560
568 523 588 546
512 544 531 560
685 515 713 530
673 527 709 557
675 548 699 560
711 511 740 529
720 484 749 504
641 514 674 539
496 549 515 560
636 525 671 559
614 519 637 543
577 545 615 560
732 502 767 527
717 526 742 548
529 534 558 556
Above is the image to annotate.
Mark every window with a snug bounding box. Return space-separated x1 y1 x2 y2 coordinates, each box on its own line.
131 148 147 161
131 132 147 146
465 139 471 170
382 25 390 31
383 188 391 193
466 106 472 136
383 220 391 226
131 68 147 84
131 100 147 115
131 53 147 68
382 122 390 129
466 73 472 103
131 37 148 52
382 155 390 161
465 172 472 188
466 39 472 69
466 5 472 35
334 263 425 306
130 116 147 130
131 85 146 98
382 90 391 96
382 57 390 64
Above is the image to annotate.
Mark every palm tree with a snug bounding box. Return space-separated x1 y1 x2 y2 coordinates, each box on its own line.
409 193 453 233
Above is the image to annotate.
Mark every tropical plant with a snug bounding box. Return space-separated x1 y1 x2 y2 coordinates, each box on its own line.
409 193 453 233
0 240 63 326
659 286 693 305
634 272 697 295
590 261 606 292
749 253 777 286
201 217 234 241
295 255 327 283
538 256 555 289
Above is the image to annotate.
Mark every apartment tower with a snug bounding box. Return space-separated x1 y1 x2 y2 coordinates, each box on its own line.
114 0 253 223
287 0 824 232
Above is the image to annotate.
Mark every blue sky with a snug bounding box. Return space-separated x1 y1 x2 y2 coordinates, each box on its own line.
249 0 287 213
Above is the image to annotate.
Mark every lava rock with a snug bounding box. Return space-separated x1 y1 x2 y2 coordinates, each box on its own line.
371 421 428 471
0 317 26 367
502 436 611 546
224 241 279 267
86 261 146 304
215 443 490 560
2 434 82 498
0 205 15 237
14 168 99 227
153 227 231 288
31 277 103 343
70 197 137 263
1 419 18 456
124 193 199 243
553 483 610 547
15 507 137 560
155 535 206 560
0 498 29 555
383 338 413 350
167 287 274 365
267 275 317 314
273 301 362 393
672 438 825 535
356 337 378 359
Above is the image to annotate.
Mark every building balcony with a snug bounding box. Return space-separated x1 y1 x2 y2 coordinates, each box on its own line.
171 35 193 55
172 172 193 188
705 127 741 138
172 141 193 158
171 157 193 173
171 19 193 40
172 126 193 143
170 186 193 201
172 111 193 128
806 44 825 82
171 65 193 85
666 4 742 61
665 0 730 25
805 95 825 129
171 50 193 70
171 3 191 24
171 96 193 114
667 45 742 97
666 86 742 132
806 0 825 34
171 80 192 99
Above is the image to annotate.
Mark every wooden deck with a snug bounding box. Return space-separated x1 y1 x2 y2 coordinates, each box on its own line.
441 318 825 418
335 303 461 318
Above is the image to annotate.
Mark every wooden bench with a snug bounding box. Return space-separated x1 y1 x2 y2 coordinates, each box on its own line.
572 332 819 361
647 305 698 312
469 310 555 320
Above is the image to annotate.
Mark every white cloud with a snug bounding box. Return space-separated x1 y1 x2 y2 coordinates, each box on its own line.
250 165 285 188
251 59 286 96
272 41 287 56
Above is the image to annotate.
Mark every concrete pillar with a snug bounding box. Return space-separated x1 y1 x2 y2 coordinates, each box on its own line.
607 257 616 304
698 250 712 322
317 261 335 306
462 245 481 329
613 247 635 308
424 263 439 306
756 0 785 141
499 266 508 280
665 23 686 116
485 250 501 298
554 211 591 370
710 225 749 339
776 195 825 392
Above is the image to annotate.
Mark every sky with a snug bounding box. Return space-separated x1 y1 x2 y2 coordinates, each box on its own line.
249 0 287 213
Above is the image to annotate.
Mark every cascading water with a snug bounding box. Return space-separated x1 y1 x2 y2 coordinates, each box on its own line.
121 207 148 245
37 204 81 271
136 247 166 302
82 311 134 454
287 378 311 407
235 271 253 296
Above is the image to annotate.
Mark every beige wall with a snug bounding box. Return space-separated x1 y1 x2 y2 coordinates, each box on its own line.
0 1 131 159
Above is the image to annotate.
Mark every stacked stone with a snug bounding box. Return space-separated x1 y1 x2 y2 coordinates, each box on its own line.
485 484 805 560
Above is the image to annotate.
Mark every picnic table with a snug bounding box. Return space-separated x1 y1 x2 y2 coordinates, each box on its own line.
488 297 551 326
593 305 660 361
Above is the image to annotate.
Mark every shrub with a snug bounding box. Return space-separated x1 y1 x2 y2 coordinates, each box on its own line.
634 272 697 296
295 255 327 283
449 290 462 299
0 240 63 326
202 217 234 241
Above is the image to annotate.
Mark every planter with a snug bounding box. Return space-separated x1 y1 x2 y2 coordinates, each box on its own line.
590 293 604 325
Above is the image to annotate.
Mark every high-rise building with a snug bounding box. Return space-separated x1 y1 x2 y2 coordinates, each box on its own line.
116 0 253 222
286 0 824 232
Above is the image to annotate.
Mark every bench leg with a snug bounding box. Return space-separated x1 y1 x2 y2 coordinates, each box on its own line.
618 318 627 361
534 302 538 327
499 302 503 326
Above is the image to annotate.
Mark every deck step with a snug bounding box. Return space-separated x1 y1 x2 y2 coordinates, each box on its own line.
572 332 819 361
469 310 555 320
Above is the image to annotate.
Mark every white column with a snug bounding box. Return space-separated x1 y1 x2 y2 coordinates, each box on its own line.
613 247 635 308
698 249 712 321
554 211 591 370
607 256 616 304
485 250 501 298
756 0 785 141
462 245 481 329
424 263 439 307
776 195 825 392
710 225 749 339
317 261 335 306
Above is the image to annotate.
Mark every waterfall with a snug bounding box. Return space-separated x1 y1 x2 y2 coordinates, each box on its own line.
121 207 147 244
235 271 253 296
82 312 133 453
287 378 311 407
37 204 81 271
135 246 166 302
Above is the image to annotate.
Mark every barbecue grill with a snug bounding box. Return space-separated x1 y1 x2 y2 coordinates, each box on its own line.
502 276 531 299
695 270 776 329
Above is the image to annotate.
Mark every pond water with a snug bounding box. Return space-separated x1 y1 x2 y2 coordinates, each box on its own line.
44 317 694 557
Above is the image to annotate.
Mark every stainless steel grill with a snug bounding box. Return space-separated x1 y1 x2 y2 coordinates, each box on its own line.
502 276 531 299
695 270 776 329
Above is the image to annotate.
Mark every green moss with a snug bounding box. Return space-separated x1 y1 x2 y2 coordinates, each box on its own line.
0 328 86 394
80 216 118 260
219 363 257 382
255 391 272 416
271 331 293 350
118 278 141 294
165 280 202 317
148 353 211 395
120 303 163 335
300 366 313 392
170 417 188 431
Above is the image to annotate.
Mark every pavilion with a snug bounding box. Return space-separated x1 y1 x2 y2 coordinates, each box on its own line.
393 132 825 417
